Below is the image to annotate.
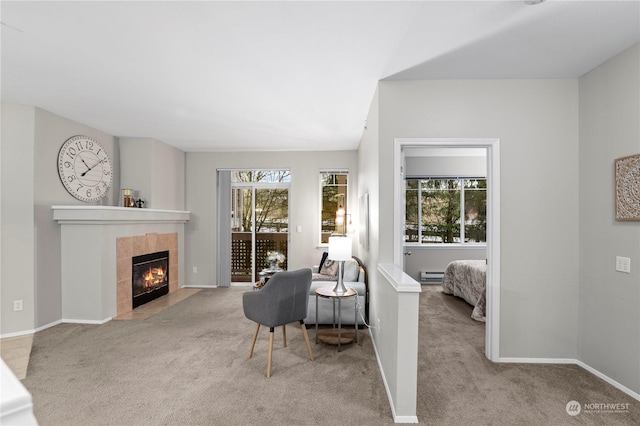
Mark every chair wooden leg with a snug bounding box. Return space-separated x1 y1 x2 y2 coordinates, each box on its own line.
282 324 287 347
300 320 314 361
267 328 274 378
248 323 260 359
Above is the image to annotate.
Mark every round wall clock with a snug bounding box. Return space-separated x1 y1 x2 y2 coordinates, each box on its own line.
58 135 113 202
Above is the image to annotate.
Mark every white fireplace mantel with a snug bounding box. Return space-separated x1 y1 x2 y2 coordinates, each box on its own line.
53 205 189 323
52 205 190 224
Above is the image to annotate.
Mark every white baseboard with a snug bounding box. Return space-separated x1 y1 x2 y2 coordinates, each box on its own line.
370 332 419 424
0 319 64 339
182 284 218 288
35 320 62 333
0 329 35 339
499 357 640 402
61 317 111 325
575 360 640 402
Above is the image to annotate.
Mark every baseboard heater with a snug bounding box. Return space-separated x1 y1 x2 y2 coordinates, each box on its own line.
420 271 444 284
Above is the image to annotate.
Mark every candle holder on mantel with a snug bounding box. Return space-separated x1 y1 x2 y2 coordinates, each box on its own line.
121 189 136 208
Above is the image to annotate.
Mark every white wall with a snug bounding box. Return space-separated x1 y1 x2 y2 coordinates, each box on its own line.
184 151 358 287
377 79 580 359
578 43 640 394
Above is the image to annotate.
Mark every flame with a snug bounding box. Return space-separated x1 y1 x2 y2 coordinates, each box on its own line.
141 265 167 288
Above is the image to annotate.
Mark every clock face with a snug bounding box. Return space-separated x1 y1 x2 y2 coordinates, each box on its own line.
58 135 113 202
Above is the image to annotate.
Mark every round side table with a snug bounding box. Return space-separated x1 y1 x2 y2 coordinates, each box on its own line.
314 286 358 352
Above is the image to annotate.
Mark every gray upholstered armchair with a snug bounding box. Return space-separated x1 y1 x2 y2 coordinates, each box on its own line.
242 268 315 378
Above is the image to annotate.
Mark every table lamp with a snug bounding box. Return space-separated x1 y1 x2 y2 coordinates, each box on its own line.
328 236 352 295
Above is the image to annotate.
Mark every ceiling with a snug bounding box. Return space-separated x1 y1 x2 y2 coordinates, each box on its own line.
2 1 639 152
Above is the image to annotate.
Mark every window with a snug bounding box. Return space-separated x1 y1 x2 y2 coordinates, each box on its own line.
405 178 486 244
231 170 291 183
320 171 348 244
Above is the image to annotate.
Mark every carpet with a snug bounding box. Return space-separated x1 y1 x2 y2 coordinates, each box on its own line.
21 286 640 425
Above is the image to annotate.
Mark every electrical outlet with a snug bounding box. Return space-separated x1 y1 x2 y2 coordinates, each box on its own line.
616 256 631 273
13 300 23 311
193 266 198 274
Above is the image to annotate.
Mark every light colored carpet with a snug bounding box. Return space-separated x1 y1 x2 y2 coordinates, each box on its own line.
21 286 640 425
22 288 391 425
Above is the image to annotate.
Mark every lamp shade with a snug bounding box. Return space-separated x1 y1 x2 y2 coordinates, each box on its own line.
328 236 352 261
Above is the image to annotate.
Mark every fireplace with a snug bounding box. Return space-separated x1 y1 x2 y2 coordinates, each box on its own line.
132 251 169 309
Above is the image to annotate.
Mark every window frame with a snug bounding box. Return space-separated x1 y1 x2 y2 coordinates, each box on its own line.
319 170 349 246
404 176 487 247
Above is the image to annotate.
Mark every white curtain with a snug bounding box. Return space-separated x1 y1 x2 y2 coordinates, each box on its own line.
216 170 231 287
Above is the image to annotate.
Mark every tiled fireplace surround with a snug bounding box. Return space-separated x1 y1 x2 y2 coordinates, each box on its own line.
116 233 179 316
53 205 189 323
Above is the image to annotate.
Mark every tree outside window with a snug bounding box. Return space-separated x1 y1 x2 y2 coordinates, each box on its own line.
233 170 290 232
320 172 348 243
405 178 486 244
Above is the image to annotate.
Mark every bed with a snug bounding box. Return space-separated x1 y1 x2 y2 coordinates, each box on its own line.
442 260 486 322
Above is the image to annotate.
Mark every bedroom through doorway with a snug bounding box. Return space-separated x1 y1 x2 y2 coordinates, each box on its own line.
394 138 501 361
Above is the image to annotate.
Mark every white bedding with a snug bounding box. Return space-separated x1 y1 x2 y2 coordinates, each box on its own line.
442 260 486 322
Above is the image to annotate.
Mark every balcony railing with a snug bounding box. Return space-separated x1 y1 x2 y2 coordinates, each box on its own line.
231 232 288 282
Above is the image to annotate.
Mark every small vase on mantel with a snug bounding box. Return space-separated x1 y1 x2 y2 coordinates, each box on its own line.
269 260 278 270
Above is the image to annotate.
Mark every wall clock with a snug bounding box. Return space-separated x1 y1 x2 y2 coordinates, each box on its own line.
58 135 113 202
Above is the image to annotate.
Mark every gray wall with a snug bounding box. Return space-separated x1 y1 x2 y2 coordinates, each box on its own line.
578 43 640 393
33 108 120 329
2 105 121 334
404 247 486 283
1 105 36 334
1 105 186 335
184 151 358 287
405 155 486 178
375 78 581 361
120 138 185 210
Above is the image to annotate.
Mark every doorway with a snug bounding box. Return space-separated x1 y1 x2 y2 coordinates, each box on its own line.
229 170 290 285
394 138 501 361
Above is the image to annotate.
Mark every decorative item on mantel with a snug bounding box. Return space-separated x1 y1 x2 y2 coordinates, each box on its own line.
122 188 136 208
266 251 285 270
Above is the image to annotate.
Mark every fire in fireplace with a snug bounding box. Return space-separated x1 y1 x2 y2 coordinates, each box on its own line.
132 251 169 309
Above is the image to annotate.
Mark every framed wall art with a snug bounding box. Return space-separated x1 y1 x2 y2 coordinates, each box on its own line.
614 153 640 221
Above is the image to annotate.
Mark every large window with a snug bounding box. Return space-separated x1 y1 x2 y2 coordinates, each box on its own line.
405 178 486 244
320 171 348 244
230 170 290 283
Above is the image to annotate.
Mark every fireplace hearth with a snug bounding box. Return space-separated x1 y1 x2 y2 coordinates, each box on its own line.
132 251 169 309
